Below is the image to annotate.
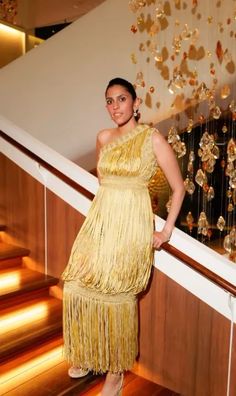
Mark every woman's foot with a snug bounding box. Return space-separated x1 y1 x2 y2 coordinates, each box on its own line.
101 372 124 396
68 366 89 378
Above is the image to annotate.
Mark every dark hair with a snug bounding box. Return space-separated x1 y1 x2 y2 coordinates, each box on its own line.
105 77 137 100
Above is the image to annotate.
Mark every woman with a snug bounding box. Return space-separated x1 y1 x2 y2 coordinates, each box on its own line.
62 77 185 395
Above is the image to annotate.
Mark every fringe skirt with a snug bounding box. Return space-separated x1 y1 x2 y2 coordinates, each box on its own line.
63 281 138 373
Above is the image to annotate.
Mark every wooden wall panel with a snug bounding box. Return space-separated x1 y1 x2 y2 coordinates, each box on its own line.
46 189 85 279
0 153 6 225
1 154 45 272
1 154 86 277
135 268 233 396
230 324 236 395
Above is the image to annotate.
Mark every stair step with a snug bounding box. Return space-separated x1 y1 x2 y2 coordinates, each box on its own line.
0 267 59 305
0 336 99 395
0 257 23 269
0 336 63 375
83 371 180 396
0 296 62 363
0 242 30 262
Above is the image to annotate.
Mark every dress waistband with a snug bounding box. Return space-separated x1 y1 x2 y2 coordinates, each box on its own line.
64 281 136 303
100 176 148 189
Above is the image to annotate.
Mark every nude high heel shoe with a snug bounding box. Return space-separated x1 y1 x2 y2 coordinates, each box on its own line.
101 372 124 396
68 366 89 378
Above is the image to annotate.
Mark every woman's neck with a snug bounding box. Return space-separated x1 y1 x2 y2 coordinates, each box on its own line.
117 119 138 135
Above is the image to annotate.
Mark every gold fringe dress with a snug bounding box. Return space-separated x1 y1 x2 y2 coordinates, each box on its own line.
62 124 158 373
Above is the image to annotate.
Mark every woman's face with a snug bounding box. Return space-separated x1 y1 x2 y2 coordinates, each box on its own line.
105 84 136 126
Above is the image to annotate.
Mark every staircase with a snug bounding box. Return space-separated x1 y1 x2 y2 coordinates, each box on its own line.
0 230 180 396
0 236 98 395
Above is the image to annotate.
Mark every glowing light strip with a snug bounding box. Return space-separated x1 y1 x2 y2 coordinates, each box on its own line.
0 302 48 334
0 271 20 292
0 22 24 36
0 345 63 392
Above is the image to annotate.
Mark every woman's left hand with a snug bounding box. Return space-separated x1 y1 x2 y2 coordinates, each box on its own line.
153 230 171 250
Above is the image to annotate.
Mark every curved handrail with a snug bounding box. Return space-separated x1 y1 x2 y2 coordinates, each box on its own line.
1 128 236 297
162 243 236 296
0 130 95 201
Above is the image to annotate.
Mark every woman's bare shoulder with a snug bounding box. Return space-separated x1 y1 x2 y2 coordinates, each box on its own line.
151 128 165 144
97 128 116 146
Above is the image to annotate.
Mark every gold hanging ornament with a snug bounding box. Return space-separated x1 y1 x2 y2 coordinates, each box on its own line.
172 36 182 55
184 176 195 195
229 100 236 120
135 71 145 87
186 211 194 232
130 24 138 33
187 118 194 133
0 0 17 23
195 169 208 186
198 131 219 174
222 124 228 133
129 0 146 13
211 105 222 120
207 186 215 201
224 234 232 253
181 24 192 40
167 126 186 158
197 212 209 236
221 85 231 99
149 41 163 62
217 216 226 231
155 1 165 19
227 138 236 162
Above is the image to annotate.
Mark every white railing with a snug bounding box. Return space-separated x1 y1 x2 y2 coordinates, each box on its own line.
0 115 236 323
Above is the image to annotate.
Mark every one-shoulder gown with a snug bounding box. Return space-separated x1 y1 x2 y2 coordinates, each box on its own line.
62 124 158 373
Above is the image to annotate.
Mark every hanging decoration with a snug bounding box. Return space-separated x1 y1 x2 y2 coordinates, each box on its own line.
129 0 236 261
167 126 186 158
197 211 209 237
186 211 194 233
0 0 17 24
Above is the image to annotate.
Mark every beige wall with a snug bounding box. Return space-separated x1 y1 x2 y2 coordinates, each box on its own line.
0 0 136 169
0 0 235 170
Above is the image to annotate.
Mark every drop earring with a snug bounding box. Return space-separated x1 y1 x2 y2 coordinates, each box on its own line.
134 108 141 121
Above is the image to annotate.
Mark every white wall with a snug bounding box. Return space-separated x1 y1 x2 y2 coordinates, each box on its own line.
0 0 235 169
0 0 138 169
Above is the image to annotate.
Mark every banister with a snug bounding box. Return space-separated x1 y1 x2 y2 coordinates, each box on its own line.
0 130 95 201
1 128 236 297
162 242 236 296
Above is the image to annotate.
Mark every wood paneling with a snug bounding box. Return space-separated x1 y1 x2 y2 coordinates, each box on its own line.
135 268 234 396
46 189 85 279
230 324 236 395
1 154 85 277
0 153 6 225
1 154 45 272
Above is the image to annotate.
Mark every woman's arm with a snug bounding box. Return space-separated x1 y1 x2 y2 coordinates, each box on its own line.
152 130 185 249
